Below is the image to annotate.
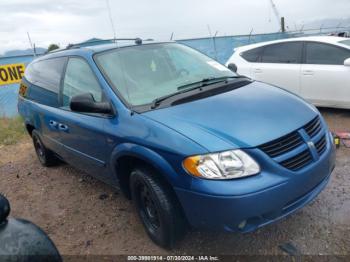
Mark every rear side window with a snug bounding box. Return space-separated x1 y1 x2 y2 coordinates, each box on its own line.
24 57 66 107
305 42 350 65
25 58 66 93
261 42 302 64
241 47 264 62
62 58 103 107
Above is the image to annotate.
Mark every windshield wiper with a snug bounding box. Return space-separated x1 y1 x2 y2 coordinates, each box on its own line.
151 85 203 109
177 76 240 91
151 75 246 109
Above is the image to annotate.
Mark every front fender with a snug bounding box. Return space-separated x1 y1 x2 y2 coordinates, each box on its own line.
109 142 192 189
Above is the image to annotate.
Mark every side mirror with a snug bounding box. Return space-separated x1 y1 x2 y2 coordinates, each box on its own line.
344 58 350 66
227 63 238 72
70 93 113 114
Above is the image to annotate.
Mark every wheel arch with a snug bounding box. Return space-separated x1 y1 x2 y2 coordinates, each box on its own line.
25 122 35 136
22 113 40 137
110 143 186 199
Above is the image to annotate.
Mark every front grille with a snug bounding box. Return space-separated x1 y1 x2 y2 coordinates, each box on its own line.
304 116 321 137
259 131 303 158
259 115 326 172
280 149 313 171
315 135 327 155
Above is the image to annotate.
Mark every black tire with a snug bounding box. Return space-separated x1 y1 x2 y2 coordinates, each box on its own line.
32 130 59 167
130 167 187 248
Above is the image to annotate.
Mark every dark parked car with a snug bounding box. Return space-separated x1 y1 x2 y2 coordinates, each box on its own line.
0 194 61 261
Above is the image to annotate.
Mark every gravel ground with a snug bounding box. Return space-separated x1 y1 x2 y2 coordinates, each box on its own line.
0 108 349 256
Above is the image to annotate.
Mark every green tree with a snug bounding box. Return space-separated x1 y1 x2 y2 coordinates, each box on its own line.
47 44 60 52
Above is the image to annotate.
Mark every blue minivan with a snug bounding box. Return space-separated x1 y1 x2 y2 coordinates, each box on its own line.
18 40 335 248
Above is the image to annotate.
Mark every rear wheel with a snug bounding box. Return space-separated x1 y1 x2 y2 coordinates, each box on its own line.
32 130 59 167
130 167 187 248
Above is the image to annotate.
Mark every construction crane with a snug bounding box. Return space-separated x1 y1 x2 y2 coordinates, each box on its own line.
269 0 285 32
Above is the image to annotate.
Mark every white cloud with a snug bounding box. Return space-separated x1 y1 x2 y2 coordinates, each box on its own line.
0 0 350 54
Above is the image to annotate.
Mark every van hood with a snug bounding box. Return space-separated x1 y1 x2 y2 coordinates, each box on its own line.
143 81 318 152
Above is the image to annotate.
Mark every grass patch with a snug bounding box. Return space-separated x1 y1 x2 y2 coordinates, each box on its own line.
0 116 27 145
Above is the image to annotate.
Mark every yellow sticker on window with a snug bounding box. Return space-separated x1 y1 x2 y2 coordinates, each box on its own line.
150 60 157 72
0 63 26 86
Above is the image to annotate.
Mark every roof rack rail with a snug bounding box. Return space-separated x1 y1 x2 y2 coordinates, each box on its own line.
66 37 154 49
47 38 154 54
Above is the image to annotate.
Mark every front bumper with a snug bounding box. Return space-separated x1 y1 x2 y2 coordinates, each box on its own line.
175 132 336 232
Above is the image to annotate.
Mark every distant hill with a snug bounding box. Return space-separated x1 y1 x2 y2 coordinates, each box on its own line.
301 17 350 30
1 38 112 57
2 47 46 57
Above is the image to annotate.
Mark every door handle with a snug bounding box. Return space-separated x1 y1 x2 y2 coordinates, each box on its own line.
303 70 314 75
58 123 69 132
49 120 58 128
253 68 263 73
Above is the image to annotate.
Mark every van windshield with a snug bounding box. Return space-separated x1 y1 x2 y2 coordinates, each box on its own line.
95 43 236 106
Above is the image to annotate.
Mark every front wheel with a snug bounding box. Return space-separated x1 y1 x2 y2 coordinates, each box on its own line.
32 130 59 167
130 167 187 248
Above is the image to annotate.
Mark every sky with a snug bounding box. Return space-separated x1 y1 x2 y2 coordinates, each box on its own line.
1 0 350 54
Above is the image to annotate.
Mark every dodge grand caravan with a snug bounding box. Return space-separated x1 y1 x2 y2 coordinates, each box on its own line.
18 40 336 248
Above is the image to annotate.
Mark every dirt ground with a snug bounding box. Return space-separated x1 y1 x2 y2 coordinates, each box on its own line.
0 108 349 256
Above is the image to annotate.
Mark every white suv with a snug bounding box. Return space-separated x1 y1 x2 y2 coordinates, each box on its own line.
226 36 350 109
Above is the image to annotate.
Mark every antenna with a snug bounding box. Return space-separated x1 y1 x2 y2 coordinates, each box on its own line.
248 28 254 43
207 24 212 37
213 31 218 61
105 0 117 42
27 32 36 57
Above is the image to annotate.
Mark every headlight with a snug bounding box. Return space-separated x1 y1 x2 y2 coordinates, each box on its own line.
183 150 260 180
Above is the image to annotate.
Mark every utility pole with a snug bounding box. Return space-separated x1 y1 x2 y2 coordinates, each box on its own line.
281 17 286 32
269 0 285 32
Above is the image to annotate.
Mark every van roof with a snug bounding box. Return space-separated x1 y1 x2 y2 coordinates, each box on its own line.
35 40 172 61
